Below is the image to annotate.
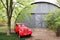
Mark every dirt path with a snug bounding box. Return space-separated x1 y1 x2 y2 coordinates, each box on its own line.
25 28 60 40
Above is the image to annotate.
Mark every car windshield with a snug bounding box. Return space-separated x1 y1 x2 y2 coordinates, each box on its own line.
16 23 28 27
19 23 25 27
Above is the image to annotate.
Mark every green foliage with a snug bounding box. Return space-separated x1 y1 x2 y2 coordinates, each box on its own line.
11 0 34 24
15 4 33 23
0 0 7 25
17 0 33 5
57 0 60 5
45 9 60 31
0 0 34 25
0 13 7 25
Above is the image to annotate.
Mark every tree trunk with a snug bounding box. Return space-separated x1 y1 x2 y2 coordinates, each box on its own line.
6 0 13 36
56 26 60 37
7 17 11 35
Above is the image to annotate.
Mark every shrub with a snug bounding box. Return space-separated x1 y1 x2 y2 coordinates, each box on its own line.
45 9 60 36
45 11 56 31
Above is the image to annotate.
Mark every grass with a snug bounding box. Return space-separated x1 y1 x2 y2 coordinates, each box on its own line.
0 25 14 31
0 33 25 40
0 25 25 40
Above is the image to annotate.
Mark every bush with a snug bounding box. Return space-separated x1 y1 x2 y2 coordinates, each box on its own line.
45 11 56 31
45 9 60 36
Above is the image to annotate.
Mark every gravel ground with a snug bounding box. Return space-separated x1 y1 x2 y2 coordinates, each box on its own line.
25 28 60 40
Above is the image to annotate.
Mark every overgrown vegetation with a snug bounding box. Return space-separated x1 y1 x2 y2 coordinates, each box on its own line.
45 9 60 36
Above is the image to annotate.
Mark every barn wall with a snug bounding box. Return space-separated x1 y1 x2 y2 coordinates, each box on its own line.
31 3 57 13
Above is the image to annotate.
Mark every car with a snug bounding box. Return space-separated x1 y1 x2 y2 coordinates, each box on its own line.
14 23 32 37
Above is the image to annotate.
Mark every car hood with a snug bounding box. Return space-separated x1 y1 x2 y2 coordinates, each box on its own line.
22 26 28 29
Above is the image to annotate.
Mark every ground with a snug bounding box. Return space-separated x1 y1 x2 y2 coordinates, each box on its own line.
25 28 60 40
0 27 60 40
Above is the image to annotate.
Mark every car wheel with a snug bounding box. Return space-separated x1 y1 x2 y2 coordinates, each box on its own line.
29 34 31 36
16 32 23 38
16 32 19 36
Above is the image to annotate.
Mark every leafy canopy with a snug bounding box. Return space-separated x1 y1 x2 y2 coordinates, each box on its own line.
0 0 34 24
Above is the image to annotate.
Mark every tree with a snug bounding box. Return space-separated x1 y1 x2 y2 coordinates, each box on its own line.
56 0 60 37
0 0 33 35
57 0 60 6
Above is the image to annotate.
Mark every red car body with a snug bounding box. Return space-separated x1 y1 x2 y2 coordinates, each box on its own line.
14 23 32 37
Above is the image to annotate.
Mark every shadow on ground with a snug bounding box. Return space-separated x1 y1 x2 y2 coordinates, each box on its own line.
20 35 32 38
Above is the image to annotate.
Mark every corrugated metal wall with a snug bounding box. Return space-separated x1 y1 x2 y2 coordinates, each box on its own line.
31 3 57 13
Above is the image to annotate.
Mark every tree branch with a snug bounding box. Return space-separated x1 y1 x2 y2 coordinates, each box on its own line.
0 0 7 9
15 6 27 21
11 2 24 14
17 2 25 6
9 0 13 19
12 2 16 13
6 0 9 17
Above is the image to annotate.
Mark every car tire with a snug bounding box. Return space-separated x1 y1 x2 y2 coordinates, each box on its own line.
16 32 23 38
29 34 31 36
16 32 19 36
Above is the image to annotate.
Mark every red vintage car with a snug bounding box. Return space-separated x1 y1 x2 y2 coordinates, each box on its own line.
14 23 32 37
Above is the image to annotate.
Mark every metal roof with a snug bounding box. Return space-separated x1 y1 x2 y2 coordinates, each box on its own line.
31 1 60 8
